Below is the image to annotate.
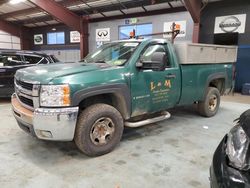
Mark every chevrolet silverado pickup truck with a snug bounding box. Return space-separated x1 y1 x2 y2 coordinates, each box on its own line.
11 39 237 156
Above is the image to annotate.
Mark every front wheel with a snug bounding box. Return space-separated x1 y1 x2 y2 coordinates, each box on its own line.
198 87 220 117
74 103 124 156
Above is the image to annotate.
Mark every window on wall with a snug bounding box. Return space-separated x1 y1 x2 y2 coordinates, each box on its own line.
47 32 65 44
119 23 153 40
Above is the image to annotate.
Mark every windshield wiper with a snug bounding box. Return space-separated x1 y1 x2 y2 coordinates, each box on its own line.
80 59 106 64
80 59 88 63
94 60 106 64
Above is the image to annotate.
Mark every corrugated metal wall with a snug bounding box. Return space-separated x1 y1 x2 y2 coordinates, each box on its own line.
0 30 21 50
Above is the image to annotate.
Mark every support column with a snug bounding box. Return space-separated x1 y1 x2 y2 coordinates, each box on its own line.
193 22 200 43
20 27 31 50
183 0 202 43
28 0 81 31
80 17 89 59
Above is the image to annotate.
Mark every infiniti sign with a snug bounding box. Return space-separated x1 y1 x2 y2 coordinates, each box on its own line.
97 30 108 37
96 28 110 42
219 16 241 33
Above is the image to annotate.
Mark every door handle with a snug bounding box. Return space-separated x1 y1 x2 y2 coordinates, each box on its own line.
165 73 176 79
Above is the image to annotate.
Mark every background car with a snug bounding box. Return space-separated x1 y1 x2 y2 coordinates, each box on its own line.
210 109 250 188
0 50 60 97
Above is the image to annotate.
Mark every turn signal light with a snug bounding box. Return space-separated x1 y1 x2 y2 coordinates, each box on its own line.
63 86 70 95
63 95 70 105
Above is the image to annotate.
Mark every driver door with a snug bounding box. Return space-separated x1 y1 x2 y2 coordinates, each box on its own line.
130 43 181 117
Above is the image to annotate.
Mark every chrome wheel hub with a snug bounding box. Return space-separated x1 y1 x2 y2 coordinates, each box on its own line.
90 117 115 146
208 94 218 111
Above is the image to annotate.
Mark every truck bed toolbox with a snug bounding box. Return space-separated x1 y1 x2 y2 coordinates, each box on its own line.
174 43 238 64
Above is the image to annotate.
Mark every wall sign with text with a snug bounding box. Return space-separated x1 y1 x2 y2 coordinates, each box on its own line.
125 18 138 25
70 31 80 43
34 34 43 45
214 14 246 34
96 28 110 42
163 21 186 38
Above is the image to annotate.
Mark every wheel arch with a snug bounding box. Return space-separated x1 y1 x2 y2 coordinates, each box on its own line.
72 84 131 119
203 72 227 99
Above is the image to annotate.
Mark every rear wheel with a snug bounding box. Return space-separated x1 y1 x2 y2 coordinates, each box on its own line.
198 87 220 117
74 103 124 156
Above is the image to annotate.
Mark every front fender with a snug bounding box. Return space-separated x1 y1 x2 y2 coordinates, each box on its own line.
72 83 131 119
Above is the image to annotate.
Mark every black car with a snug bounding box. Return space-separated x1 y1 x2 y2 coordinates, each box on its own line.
0 50 60 97
210 109 250 188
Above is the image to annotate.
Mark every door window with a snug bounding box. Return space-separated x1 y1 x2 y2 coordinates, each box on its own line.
24 55 42 64
140 44 170 67
0 54 22 66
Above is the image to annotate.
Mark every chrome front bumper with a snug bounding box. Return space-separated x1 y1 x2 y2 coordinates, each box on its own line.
11 93 79 141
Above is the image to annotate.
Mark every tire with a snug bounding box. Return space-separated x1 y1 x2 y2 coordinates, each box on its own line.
198 87 220 117
74 103 124 156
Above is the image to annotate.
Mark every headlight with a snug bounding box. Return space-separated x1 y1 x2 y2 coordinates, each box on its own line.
40 85 70 107
226 125 250 170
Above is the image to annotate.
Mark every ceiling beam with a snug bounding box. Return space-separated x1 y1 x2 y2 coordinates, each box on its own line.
0 0 10 6
1 0 170 20
0 18 21 37
183 0 202 43
27 0 81 31
15 15 55 25
90 6 186 23
13 6 186 25
183 0 201 23
0 0 77 19
0 7 41 19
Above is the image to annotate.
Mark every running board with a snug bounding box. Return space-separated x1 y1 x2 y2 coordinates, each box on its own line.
125 111 171 128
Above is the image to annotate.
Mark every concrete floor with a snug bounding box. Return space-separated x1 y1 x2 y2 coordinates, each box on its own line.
0 98 250 188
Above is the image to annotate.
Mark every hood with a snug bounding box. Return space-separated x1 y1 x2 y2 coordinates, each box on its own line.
15 62 111 84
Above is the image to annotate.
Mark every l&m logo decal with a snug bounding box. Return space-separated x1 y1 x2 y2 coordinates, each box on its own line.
150 79 172 91
165 80 171 88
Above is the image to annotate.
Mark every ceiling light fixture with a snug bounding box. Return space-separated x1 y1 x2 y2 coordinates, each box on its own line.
52 28 56 31
9 0 26 5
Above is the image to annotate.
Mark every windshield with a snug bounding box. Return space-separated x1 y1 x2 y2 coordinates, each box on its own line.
82 42 139 66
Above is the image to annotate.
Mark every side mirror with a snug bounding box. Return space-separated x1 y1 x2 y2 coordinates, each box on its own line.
136 52 167 71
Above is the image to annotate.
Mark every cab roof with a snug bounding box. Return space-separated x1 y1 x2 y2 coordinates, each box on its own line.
0 49 48 56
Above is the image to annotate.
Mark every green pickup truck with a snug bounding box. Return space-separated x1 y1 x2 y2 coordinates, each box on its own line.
11 39 236 156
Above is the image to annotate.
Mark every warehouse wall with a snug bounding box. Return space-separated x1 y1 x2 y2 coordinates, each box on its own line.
199 0 250 92
31 25 79 51
89 11 193 52
30 11 193 62
0 30 21 50
31 25 80 62
41 49 80 63
200 0 250 44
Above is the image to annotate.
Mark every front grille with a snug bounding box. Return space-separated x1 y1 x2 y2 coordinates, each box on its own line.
15 79 33 91
18 95 34 108
15 78 35 109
